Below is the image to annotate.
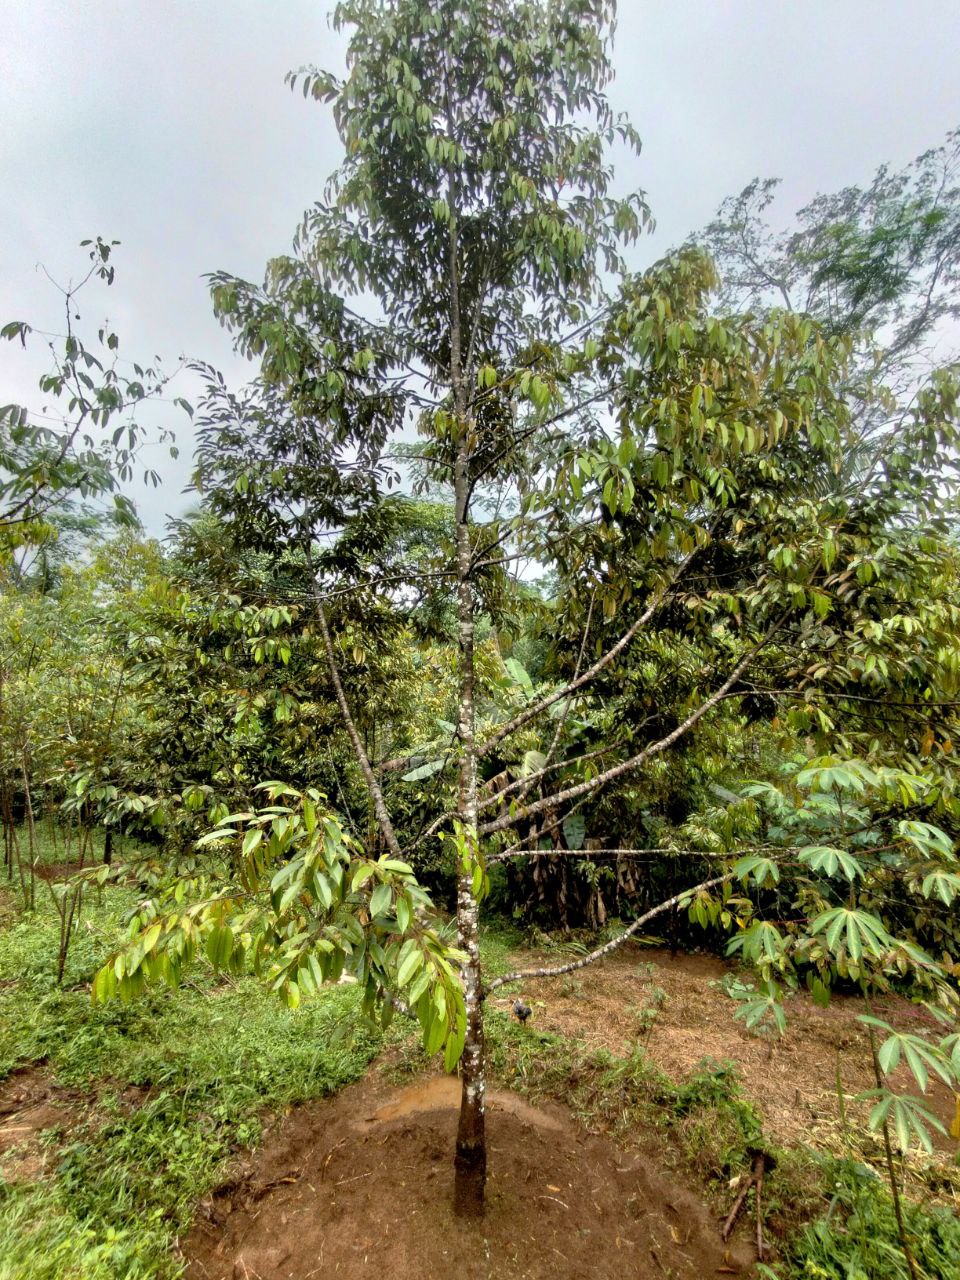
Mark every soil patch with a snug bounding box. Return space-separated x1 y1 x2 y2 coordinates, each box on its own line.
496 945 958 1154
0 1065 80 1183
183 1071 756 1280
32 860 98 882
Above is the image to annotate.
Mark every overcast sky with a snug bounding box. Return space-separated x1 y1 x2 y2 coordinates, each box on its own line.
2 1 958 536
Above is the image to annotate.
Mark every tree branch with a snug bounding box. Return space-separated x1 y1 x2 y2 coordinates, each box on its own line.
478 554 694 759
484 872 735 994
479 618 784 838
312 590 404 861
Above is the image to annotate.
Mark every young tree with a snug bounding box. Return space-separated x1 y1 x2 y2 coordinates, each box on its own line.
104 0 960 1220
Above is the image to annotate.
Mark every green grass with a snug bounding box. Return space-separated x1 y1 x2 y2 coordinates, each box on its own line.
772 1157 960 1280
0 864 380 1279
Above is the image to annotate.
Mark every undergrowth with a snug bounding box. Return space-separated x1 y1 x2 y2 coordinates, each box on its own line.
0 875 379 1279
3 889 958 1279
476 921 960 1280
770 1156 960 1280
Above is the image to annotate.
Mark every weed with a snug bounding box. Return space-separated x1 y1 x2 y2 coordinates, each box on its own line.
628 984 667 1048
770 1156 960 1280
558 976 585 999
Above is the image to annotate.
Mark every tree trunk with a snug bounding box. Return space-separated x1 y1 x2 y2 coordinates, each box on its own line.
452 440 486 1215
448 174 486 1213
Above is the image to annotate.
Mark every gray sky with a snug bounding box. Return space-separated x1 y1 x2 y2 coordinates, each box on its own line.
2 1 958 536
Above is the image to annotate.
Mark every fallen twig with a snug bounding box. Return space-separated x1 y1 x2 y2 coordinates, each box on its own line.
721 1147 774 1262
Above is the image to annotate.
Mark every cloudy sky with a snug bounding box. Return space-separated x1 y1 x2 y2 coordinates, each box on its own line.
2 1 958 536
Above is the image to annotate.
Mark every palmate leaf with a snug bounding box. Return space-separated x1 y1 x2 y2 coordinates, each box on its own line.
733 854 781 888
729 981 787 1037
726 919 784 965
921 869 960 904
857 1016 957 1092
798 844 864 881
860 1089 947 1154
898 819 957 860
810 907 892 962
796 757 874 793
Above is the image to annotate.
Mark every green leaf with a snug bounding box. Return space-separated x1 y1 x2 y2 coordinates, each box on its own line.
397 948 422 988
521 749 547 778
444 1020 466 1072
733 855 780 887
369 882 392 918
392 893 410 932
504 658 534 698
921 870 960 904
401 758 445 782
562 813 586 851
798 845 863 881
352 863 376 891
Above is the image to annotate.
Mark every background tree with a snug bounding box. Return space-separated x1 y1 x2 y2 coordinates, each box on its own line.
1 238 189 563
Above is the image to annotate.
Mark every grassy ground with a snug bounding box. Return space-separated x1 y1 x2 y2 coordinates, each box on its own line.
0 834 379 1279
2 841 959 1279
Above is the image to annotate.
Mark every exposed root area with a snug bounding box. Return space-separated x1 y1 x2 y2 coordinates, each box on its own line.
183 1071 755 1280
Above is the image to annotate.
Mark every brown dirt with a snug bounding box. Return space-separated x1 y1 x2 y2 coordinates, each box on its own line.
183 1070 757 1280
0 1065 80 1183
495 944 960 1155
32 859 98 881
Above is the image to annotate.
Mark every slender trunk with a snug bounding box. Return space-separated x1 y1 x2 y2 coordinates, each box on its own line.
453 433 486 1216
1 780 12 879
21 752 36 910
103 827 113 866
868 1027 919 1280
446 148 486 1214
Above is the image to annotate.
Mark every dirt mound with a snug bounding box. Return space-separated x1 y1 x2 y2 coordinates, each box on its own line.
183 1072 755 1280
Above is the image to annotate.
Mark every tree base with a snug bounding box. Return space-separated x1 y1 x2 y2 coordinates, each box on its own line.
453 1142 487 1217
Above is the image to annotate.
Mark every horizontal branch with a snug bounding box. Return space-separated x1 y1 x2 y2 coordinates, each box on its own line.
487 846 756 864
484 872 735 995
479 620 782 839
477 739 627 815
478 554 694 759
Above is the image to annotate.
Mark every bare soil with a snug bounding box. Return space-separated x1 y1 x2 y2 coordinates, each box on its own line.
496 944 959 1154
183 1071 756 1280
0 1065 80 1183
32 859 98 881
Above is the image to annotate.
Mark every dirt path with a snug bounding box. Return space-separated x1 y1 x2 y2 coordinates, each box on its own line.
183 1071 756 1280
497 944 958 1153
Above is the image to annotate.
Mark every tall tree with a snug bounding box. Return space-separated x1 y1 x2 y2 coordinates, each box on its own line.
196 0 647 1212
109 0 960 1218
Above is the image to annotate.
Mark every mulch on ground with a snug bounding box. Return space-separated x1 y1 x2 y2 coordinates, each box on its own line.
497 944 959 1155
